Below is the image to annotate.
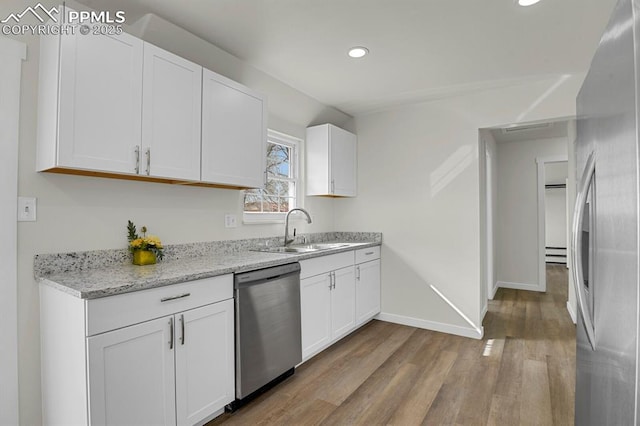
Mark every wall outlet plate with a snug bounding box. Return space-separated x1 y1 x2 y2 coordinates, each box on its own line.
18 197 37 222
225 214 237 228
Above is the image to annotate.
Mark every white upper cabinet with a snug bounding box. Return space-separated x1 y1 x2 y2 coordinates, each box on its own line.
142 43 202 181
201 69 267 188
306 124 357 197
37 29 143 174
37 25 268 189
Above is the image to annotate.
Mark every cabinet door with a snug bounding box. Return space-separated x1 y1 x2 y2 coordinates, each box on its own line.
356 259 381 326
331 266 357 341
175 300 234 426
301 273 332 360
142 43 202 181
329 125 357 196
87 316 176 426
201 69 266 188
58 30 143 174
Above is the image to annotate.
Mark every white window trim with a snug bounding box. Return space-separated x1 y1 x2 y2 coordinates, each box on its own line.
243 129 303 224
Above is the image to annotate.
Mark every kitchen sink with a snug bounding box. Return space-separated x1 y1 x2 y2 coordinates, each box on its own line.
252 242 363 254
254 246 319 254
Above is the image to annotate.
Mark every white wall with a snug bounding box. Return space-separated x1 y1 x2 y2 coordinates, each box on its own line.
480 129 498 305
0 36 26 426
496 137 567 287
545 188 567 248
567 120 578 322
1 0 352 423
334 74 584 337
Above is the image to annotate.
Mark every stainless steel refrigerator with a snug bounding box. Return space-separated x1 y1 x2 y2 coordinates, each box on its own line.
572 0 640 423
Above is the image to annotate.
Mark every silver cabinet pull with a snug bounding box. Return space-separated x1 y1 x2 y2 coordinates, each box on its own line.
571 151 597 351
365 251 375 256
160 293 191 303
169 317 174 350
356 266 361 281
134 145 140 174
332 272 336 289
145 148 151 175
180 314 185 345
328 272 333 290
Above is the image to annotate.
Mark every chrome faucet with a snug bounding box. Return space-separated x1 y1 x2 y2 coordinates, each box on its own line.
284 208 312 246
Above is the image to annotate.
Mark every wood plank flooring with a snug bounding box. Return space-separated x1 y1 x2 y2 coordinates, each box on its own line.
209 265 575 425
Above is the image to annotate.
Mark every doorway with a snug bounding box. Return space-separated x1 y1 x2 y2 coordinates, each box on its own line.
481 119 571 301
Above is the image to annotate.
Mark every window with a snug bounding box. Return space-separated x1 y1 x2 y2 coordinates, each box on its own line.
243 130 301 223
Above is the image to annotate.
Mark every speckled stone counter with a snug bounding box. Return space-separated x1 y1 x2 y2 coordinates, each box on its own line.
35 232 382 299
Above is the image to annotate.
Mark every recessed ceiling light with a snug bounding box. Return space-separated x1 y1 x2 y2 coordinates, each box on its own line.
518 0 541 6
348 47 369 58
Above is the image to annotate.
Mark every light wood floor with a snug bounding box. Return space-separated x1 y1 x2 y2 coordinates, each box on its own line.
210 265 575 425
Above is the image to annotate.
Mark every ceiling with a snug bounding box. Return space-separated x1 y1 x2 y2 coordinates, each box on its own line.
78 0 618 116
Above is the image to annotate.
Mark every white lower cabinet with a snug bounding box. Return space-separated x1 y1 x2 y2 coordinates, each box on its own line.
330 266 357 340
300 273 332 359
300 247 382 362
175 301 234 426
356 259 381 326
87 316 177 426
300 265 356 361
40 275 234 426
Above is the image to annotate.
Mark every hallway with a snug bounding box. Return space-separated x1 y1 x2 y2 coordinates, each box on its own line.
211 265 575 425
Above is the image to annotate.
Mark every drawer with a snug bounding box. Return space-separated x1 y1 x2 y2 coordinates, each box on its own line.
355 246 381 264
300 251 355 279
86 274 233 336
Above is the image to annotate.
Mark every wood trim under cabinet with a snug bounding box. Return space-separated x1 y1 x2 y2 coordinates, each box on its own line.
41 167 253 190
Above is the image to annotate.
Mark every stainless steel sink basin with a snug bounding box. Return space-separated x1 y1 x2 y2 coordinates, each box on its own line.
252 242 363 254
253 246 319 254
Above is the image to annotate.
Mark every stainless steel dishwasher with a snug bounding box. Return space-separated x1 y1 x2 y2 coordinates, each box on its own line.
229 262 302 410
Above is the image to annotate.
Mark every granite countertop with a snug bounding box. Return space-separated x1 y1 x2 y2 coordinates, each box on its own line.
35 233 381 300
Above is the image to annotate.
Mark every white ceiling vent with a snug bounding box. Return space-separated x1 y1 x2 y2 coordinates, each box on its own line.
502 122 553 134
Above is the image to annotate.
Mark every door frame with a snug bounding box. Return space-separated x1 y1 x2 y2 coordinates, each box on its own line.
536 155 568 292
0 36 26 426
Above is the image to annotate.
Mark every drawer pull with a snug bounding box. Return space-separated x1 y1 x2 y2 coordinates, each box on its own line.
160 293 191 303
180 314 185 345
169 317 174 350
365 251 375 256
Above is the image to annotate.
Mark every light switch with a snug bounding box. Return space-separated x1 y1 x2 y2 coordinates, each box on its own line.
225 214 237 228
18 197 37 222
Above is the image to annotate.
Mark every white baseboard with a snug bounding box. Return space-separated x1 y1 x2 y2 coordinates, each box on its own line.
377 312 483 340
489 282 498 300
566 301 577 324
497 281 543 292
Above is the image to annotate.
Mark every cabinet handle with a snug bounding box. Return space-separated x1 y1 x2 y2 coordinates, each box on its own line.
169 317 174 350
180 314 185 345
356 266 361 281
328 272 333 290
134 145 140 174
145 148 151 175
365 251 375 256
160 293 191 303
332 271 336 289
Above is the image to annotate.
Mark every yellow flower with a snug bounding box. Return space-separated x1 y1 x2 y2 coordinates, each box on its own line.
145 236 162 247
130 238 144 248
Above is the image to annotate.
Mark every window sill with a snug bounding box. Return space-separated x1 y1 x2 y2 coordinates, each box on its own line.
243 212 286 224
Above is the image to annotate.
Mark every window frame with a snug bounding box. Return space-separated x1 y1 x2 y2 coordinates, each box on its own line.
243 129 303 224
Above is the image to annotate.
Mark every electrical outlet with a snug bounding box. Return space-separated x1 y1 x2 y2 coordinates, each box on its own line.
18 197 37 222
225 214 237 228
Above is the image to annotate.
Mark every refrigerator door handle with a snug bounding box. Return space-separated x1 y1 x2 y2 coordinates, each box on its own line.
571 151 597 351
